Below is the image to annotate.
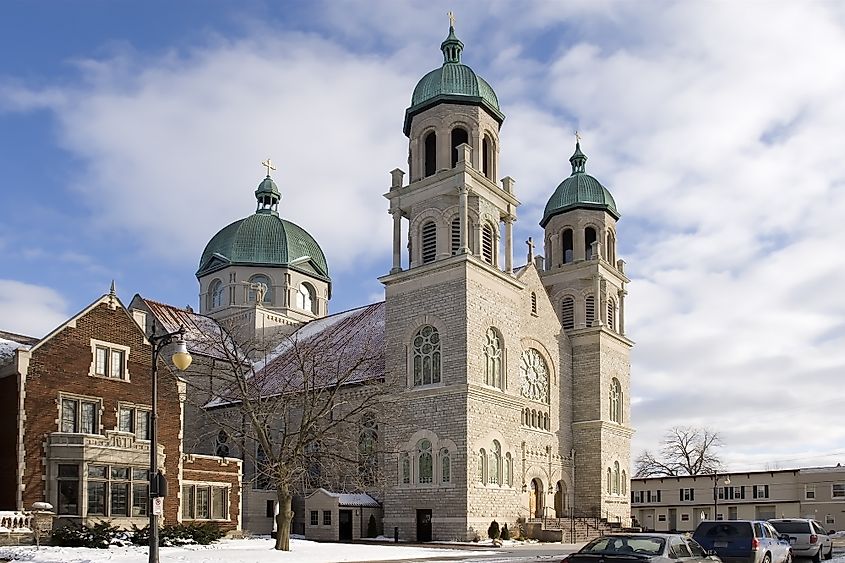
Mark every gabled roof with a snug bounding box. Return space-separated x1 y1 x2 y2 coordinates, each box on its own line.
0 330 38 368
133 296 231 361
307 487 380 507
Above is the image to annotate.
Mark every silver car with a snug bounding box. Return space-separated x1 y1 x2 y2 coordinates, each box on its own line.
561 533 723 563
769 519 833 561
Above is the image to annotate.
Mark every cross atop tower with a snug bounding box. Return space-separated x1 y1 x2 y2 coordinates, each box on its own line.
261 158 276 177
575 130 582 144
527 237 535 262
448 10 455 27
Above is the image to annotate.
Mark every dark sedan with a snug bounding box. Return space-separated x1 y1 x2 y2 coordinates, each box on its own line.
561 533 723 563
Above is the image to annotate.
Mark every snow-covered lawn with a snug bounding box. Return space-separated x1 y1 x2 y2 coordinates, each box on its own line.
0 536 491 562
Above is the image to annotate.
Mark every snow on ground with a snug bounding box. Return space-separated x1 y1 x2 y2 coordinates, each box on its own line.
0 536 490 563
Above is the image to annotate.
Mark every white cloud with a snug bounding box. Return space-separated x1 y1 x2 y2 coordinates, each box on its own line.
0 280 69 337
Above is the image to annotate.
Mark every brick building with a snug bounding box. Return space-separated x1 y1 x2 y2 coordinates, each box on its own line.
0 289 241 532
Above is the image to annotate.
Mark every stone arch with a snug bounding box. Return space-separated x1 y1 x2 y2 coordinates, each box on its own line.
519 337 558 386
402 315 447 387
529 477 545 518
554 480 568 517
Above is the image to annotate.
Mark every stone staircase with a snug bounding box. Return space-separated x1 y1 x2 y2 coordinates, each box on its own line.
527 515 624 543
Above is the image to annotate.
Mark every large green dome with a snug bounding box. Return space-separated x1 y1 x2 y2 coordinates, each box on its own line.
196 175 330 282
541 143 620 227
404 25 504 135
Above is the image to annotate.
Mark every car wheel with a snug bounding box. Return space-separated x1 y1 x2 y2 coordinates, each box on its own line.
812 547 822 563
762 553 771 563
782 550 792 563
824 544 833 560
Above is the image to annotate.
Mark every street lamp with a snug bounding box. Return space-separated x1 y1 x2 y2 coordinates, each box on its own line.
148 320 192 563
713 473 731 521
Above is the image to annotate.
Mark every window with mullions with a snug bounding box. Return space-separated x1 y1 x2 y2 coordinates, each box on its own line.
57 464 80 515
61 397 99 434
412 325 441 386
440 448 451 484
118 405 151 440
181 483 229 520
484 327 503 389
86 465 149 517
94 345 127 379
417 439 433 484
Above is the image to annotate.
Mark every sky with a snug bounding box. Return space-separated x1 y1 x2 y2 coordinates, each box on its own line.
1 0 844 473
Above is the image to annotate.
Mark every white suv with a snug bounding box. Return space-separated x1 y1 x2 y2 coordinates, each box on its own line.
768 519 833 562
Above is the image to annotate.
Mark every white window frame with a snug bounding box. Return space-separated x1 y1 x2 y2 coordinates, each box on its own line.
89 339 131 381
832 483 845 499
805 485 816 500
681 488 694 501
59 394 101 435
180 481 230 521
117 402 152 441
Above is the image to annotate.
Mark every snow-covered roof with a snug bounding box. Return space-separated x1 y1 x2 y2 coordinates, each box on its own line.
137 297 232 361
0 330 38 368
308 488 380 507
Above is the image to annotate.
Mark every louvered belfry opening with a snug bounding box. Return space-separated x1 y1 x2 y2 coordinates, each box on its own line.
421 221 437 264
481 224 494 264
561 297 575 330
451 218 461 255
586 295 596 326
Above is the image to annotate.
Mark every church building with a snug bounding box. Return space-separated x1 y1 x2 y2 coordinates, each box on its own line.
189 21 634 541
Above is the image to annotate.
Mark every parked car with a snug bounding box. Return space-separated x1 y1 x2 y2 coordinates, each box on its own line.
768 519 833 562
693 520 792 563
560 533 723 563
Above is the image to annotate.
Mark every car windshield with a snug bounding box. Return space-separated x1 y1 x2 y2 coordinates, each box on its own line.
770 521 811 534
583 536 665 555
696 522 753 538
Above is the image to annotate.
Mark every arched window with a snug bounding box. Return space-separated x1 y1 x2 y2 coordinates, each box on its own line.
451 127 469 167
613 461 621 495
248 274 273 304
544 413 549 431
418 439 433 484
482 223 495 264
490 441 502 485
421 221 437 264
412 325 441 386
531 292 537 314
484 327 503 389
478 449 487 484
504 453 512 486
401 453 410 484
424 131 437 177
561 297 575 330
208 279 225 310
531 410 537 427
520 349 550 404
215 430 229 458
451 218 461 255
585 227 597 260
621 471 627 495
358 415 378 483
607 298 616 331
610 378 623 423
305 441 321 485
562 229 574 264
607 468 612 494
586 295 596 327
606 231 616 265
296 282 317 314
482 136 494 179
440 448 451 484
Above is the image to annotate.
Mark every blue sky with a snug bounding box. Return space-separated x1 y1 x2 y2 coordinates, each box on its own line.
2 0 845 471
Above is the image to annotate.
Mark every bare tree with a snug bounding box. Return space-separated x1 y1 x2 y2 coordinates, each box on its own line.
634 426 723 477
177 304 395 551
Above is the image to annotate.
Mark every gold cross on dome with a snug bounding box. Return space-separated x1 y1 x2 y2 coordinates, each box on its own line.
575 130 582 144
448 10 455 27
261 158 276 177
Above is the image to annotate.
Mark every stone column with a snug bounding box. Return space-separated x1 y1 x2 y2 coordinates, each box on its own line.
390 210 402 273
618 289 627 335
593 274 603 326
575 227 586 261
459 186 470 254
504 216 514 273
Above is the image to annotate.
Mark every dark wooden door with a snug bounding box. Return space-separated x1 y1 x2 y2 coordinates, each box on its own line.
416 509 432 542
339 509 353 541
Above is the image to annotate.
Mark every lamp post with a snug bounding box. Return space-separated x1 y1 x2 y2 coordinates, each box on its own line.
713 473 731 521
148 320 192 563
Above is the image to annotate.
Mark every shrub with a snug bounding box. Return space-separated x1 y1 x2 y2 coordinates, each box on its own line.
367 514 378 538
487 519 500 540
131 522 224 547
52 520 124 548
501 523 510 540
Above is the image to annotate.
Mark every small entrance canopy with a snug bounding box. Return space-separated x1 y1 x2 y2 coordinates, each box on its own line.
304 488 382 542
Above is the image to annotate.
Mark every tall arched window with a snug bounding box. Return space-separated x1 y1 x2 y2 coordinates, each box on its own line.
561 297 575 330
531 292 537 314
421 221 437 264
412 325 441 386
296 282 317 314
490 441 502 485
585 227 597 260
606 231 616 265
484 327 503 389
451 218 461 255
418 439 433 484
482 223 495 264
440 448 451 484
562 229 574 264
610 378 623 423
482 135 494 179
208 279 225 310
248 274 273 304
424 131 437 177
478 449 487 484
613 461 621 494
305 441 321 485
504 452 512 486
607 298 616 331
401 453 410 484
451 127 469 167
586 295 596 327
621 471 627 495
607 468 612 494
358 415 378 483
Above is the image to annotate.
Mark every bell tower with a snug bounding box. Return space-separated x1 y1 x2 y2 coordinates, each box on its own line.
540 140 634 521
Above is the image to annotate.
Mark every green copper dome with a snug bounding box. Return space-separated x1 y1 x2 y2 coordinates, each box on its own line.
196 174 330 283
404 25 504 135
540 142 620 228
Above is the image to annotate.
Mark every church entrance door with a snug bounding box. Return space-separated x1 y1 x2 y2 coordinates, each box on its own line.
530 478 544 518
416 509 432 541
338 509 353 541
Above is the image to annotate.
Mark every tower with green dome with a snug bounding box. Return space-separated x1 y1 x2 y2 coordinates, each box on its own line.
196 162 331 332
